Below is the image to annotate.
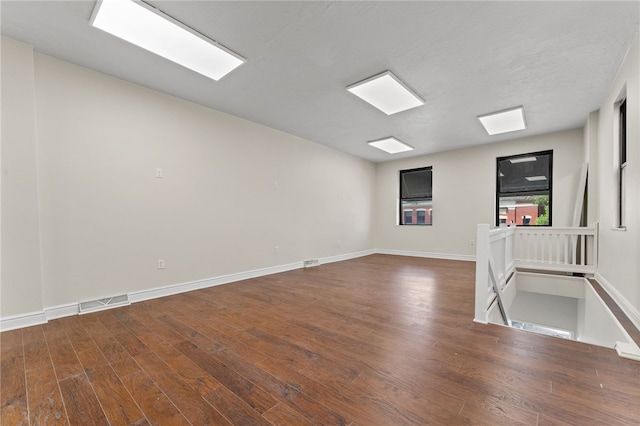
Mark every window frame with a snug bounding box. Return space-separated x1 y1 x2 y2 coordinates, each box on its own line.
618 98 627 228
495 150 553 227
399 166 433 226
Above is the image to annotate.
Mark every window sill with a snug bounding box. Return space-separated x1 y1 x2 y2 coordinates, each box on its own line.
612 227 627 232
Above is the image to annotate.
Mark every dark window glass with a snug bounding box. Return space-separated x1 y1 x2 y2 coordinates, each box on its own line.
620 99 627 166
496 151 552 226
401 168 432 199
404 210 413 225
619 99 627 227
400 167 433 225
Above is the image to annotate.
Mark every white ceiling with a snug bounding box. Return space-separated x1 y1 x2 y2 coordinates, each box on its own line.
2 1 638 163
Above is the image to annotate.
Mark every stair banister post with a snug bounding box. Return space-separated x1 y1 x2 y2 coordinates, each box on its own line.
474 224 491 323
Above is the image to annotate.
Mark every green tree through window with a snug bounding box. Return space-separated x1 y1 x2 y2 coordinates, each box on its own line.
535 195 549 225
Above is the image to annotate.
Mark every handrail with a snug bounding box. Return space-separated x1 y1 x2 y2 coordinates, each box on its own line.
475 224 516 324
474 223 598 324
514 224 598 273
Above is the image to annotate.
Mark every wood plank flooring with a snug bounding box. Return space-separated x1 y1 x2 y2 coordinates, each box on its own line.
1 255 639 425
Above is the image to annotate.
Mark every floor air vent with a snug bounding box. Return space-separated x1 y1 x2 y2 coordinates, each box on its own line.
304 259 320 268
79 294 130 314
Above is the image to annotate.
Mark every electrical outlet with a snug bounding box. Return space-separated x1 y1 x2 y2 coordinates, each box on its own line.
156 168 163 178
470 239 475 246
274 246 280 254
157 259 165 269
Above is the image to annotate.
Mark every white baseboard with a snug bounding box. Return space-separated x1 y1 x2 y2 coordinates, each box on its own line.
1 249 376 331
376 248 475 262
0 303 79 332
595 272 640 332
0 310 47 332
46 303 79 320
129 249 377 304
128 260 304 303
616 341 640 361
321 249 377 264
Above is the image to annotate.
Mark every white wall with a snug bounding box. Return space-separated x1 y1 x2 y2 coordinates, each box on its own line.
1 37 375 318
509 292 578 334
577 283 630 349
1 38 44 317
594 32 640 327
374 129 584 258
2 31 638 330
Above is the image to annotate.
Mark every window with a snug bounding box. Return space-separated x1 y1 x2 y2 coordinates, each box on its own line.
400 167 432 225
618 98 627 228
403 210 413 225
496 150 552 226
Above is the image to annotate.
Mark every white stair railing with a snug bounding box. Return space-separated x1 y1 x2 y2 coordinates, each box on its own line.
514 224 598 273
475 223 598 324
474 224 516 324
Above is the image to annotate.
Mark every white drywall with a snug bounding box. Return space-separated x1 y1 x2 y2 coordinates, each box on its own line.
594 32 640 325
1 36 376 314
374 129 585 257
1 38 44 317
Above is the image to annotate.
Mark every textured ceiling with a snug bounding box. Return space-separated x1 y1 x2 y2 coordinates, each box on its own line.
2 1 639 162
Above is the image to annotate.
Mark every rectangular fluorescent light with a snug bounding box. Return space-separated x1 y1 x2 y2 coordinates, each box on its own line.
509 156 537 164
91 0 245 81
367 137 414 154
525 176 547 181
478 106 526 135
347 71 424 115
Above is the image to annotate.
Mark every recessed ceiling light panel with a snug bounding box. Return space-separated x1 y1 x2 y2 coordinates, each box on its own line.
367 137 414 154
347 71 424 115
509 156 537 164
91 0 245 81
478 106 527 135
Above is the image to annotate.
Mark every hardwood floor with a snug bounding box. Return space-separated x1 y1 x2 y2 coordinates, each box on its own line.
2 255 639 425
